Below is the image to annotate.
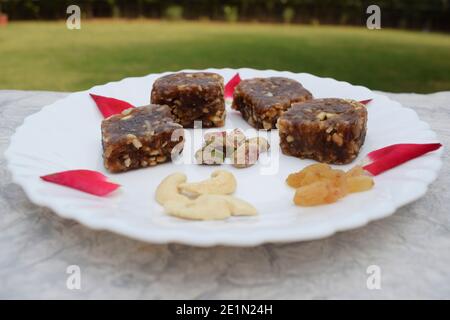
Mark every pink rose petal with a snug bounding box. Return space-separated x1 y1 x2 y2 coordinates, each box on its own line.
363 143 442 176
224 73 242 98
41 170 120 196
359 99 373 105
90 93 134 118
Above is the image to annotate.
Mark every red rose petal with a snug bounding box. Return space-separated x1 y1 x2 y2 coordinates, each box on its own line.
224 73 242 98
359 99 373 105
41 170 120 196
367 143 442 162
90 93 134 118
363 143 442 176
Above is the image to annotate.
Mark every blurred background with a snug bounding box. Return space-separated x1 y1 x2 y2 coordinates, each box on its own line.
0 0 449 93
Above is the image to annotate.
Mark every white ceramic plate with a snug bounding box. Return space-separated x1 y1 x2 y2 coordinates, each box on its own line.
5 68 442 246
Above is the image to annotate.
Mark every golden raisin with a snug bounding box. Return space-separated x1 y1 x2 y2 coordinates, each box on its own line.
286 170 307 188
324 184 343 204
346 165 366 177
289 164 374 207
347 176 374 193
294 181 330 206
326 170 348 199
305 163 332 174
286 163 331 188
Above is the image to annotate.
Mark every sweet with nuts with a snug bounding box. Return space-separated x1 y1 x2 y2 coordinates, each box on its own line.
101 105 184 173
278 98 367 165
151 72 225 128
232 77 313 129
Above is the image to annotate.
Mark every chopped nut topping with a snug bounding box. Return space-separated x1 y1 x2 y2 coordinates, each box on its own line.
316 112 327 121
131 138 143 149
126 134 137 140
120 115 133 121
121 108 133 115
332 133 344 146
150 150 160 156
263 121 272 130
156 155 167 163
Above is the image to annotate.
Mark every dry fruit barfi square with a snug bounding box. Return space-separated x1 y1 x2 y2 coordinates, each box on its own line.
277 98 367 164
231 77 312 130
151 72 225 128
101 105 184 173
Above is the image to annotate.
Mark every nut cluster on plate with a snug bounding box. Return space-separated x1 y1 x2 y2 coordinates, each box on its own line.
195 129 270 168
155 170 257 220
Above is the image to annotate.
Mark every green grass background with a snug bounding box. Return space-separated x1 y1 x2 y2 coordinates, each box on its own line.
1 21 450 93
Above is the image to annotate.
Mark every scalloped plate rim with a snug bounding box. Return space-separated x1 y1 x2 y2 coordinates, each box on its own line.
5 68 443 247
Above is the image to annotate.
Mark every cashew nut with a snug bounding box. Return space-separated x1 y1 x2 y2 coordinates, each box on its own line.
178 170 236 195
155 172 190 205
164 195 231 220
156 170 257 221
216 195 257 216
164 194 257 220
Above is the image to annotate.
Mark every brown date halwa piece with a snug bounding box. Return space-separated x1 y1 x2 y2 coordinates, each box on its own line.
101 105 184 173
151 72 225 128
232 77 312 130
278 98 368 165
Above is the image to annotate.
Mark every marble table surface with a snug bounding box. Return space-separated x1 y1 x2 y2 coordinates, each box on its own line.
0 89 449 300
